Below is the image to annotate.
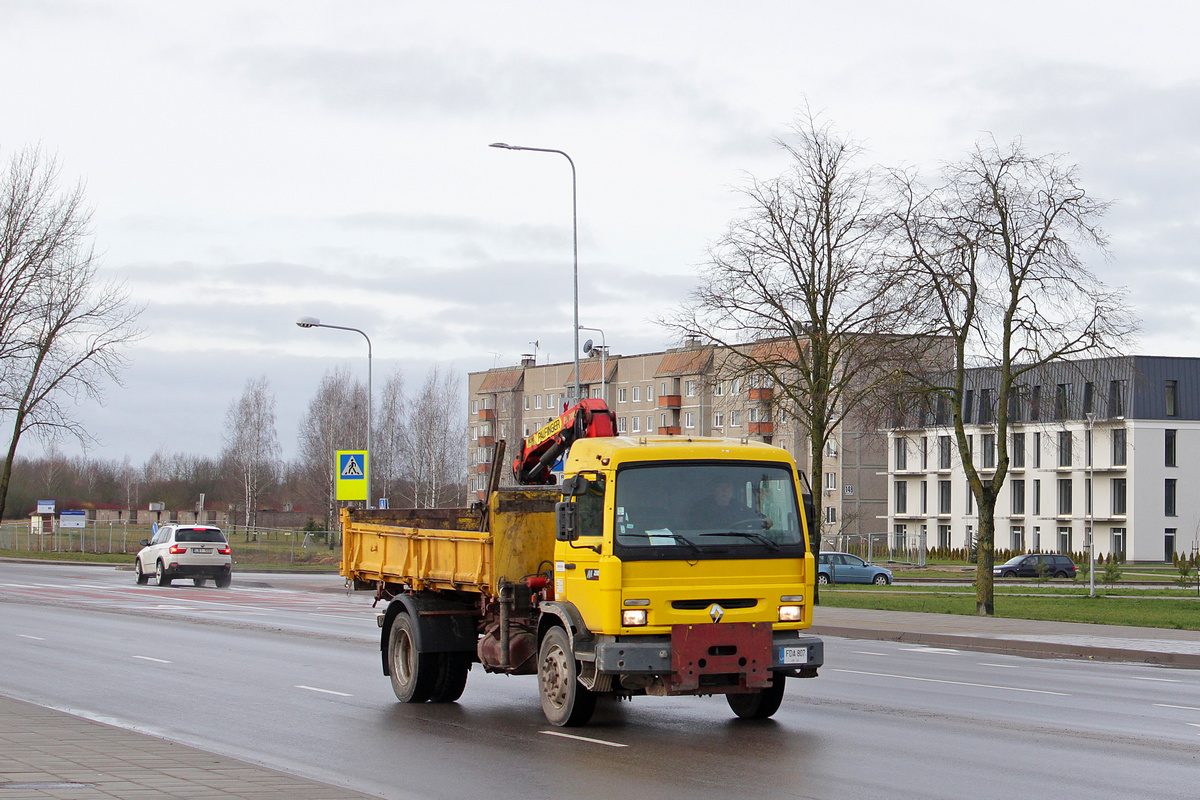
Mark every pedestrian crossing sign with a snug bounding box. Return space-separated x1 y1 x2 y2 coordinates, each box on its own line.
336 450 368 501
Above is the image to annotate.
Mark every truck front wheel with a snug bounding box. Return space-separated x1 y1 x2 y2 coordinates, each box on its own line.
388 614 437 703
538 626 596 727
727 673 786 720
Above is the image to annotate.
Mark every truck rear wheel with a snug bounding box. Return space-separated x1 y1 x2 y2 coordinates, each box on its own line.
538 626 595 727
388 614 437 703
727 673 786 720
430 653 471 703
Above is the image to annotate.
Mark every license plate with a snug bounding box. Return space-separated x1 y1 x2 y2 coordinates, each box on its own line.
193 547 212 554
779 645 808 665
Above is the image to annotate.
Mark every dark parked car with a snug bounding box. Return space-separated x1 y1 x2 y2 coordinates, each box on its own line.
817 552 893 585
993 553 1076 579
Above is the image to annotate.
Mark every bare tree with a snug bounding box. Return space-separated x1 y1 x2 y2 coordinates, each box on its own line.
0 146 143 519
403 365 466 509
893 137 1137 615
221 376 280 537
296 365 366 536
668 110 919 549
373 366 406 508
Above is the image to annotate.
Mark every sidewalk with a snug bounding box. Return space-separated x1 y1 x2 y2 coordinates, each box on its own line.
811 605 1200 668
0 695 382 800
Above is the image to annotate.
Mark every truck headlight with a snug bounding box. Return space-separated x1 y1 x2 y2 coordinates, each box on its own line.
778 605 802 622
622 609 648 627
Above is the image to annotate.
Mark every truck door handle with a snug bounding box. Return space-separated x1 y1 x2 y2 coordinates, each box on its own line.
563 563 577 570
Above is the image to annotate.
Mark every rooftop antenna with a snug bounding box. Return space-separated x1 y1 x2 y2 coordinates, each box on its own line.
529 340 540 364
488 352 502 368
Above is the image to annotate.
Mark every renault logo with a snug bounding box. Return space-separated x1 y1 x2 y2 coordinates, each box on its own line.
709 604 725 623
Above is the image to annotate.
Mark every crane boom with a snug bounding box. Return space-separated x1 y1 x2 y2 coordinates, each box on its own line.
512 398 616 484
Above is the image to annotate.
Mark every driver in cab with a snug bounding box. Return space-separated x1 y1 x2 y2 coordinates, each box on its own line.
685 476 766 531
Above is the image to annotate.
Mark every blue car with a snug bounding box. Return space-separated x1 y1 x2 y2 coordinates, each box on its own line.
817 552 893 585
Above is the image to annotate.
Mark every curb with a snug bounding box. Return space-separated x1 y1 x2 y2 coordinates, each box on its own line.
809 624 1200 669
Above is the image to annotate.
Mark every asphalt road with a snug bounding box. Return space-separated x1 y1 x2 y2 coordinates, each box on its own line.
1 561 1198 800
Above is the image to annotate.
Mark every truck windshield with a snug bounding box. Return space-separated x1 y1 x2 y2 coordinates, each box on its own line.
613 462 806 560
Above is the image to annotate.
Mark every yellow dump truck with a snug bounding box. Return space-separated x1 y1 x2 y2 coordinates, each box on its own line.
341 434 823 726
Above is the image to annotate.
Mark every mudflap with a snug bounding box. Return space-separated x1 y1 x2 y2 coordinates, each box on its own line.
669 622 773 693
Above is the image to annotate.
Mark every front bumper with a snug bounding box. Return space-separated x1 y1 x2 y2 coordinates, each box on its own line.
589 626 823 678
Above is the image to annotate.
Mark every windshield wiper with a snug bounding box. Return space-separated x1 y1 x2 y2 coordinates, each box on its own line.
625 530 705 555
699 531 781 551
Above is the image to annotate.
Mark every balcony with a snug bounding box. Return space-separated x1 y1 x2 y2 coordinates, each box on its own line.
749 387 773 401
476 435 495 447
475 463 491 474
749 422 774 435
658 395 682 409
479 408 496 421
657 426 682 435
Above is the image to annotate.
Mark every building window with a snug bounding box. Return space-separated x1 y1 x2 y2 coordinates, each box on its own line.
826 438 839 458
1055 383 1071 420
1058 431 1072 467
1058 526 1072 553
748 407 758 424
919 437 928 470
1011 480 1025 515
1083 382 1094 415
713 412 724 429
472 400 479 414
660 413 668 429
685 380 697 398
1057 479 1072 515
1111 478 1126 515
632 386 641 402
1166 478 1177 517
1165 380 1178 417
895 481 908 514
534 394 542 409
920 480 928 514
1111 528 1126 559
979 388 994 424
524 396 531 410
1109 379 1126 417
617 417 627 434
1012 432 1025 468
981 434 996 469
713 380 724 397
1011 526 1025 551
647 415 654 431
1032 479 1041 516
895 438 908 471
893 524 907 550
1113 427 1127 466
548 394 557 411
825 472 837 490
646 385 653 402
966 482 974 515
938 525 951 549
935 395 949 426
825 506 837 524
684 411 695 429
1031 385 1042 421
632 416 641 433
1166 429 1177 467
730 410 741 427
1166 529 1177 563
938 435 952 470
938 481 952 515
963 390 974 424
1033 432 1042 468
618 387 627 403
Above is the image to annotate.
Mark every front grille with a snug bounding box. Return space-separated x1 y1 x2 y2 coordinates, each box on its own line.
671 598 757 610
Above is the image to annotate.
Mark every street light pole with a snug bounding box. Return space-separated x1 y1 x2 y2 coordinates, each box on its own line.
578 325 606 403
1086 411 1096 598
489 142 580 404
296 316 373 508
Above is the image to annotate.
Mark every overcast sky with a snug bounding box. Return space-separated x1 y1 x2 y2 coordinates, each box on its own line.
3 1 1199 464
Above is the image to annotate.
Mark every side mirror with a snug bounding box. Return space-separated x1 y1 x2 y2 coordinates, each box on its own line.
139 539 149 547
561 475 590 498
555 501 579 541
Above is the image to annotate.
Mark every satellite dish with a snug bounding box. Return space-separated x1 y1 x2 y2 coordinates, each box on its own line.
582 339 594 355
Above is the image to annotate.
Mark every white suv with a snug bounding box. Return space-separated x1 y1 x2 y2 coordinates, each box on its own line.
135 524 232 588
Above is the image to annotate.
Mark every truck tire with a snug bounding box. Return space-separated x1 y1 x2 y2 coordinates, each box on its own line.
727 673 786 720
388 613 437 703
430 653 471 703
537 626 596 727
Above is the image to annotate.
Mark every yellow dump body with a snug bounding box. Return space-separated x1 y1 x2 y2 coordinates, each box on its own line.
340 486 559 597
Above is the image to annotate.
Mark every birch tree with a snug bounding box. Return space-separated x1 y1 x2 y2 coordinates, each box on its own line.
403 365 466 509
296 365 366 536
894 137 1137 615
0 146 143 519
373 366 406 508
221 376 280 535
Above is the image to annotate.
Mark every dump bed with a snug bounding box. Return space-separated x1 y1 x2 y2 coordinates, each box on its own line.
340 486 559 597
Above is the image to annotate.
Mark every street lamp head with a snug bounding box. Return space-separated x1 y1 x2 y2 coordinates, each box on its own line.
489 142 514 149
296 316 320 328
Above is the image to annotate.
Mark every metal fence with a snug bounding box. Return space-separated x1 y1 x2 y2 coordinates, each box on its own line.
821 530 927 566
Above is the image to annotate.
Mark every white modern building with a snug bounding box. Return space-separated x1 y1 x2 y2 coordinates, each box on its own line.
886 356 1200 563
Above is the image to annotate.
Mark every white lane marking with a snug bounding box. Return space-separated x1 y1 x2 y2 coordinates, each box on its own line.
1129 676 1180 683
296 685 352 697
1187 723 1200 729
132 656 172 664
1155 703 1200 712
17 634 45 640
539 730 628 748
900 647 960 654
832 668 1070 696
854 651 886 656
980 663 1020 669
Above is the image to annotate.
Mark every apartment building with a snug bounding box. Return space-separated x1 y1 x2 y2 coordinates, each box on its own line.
467 340 887 539
886 356 1200 563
